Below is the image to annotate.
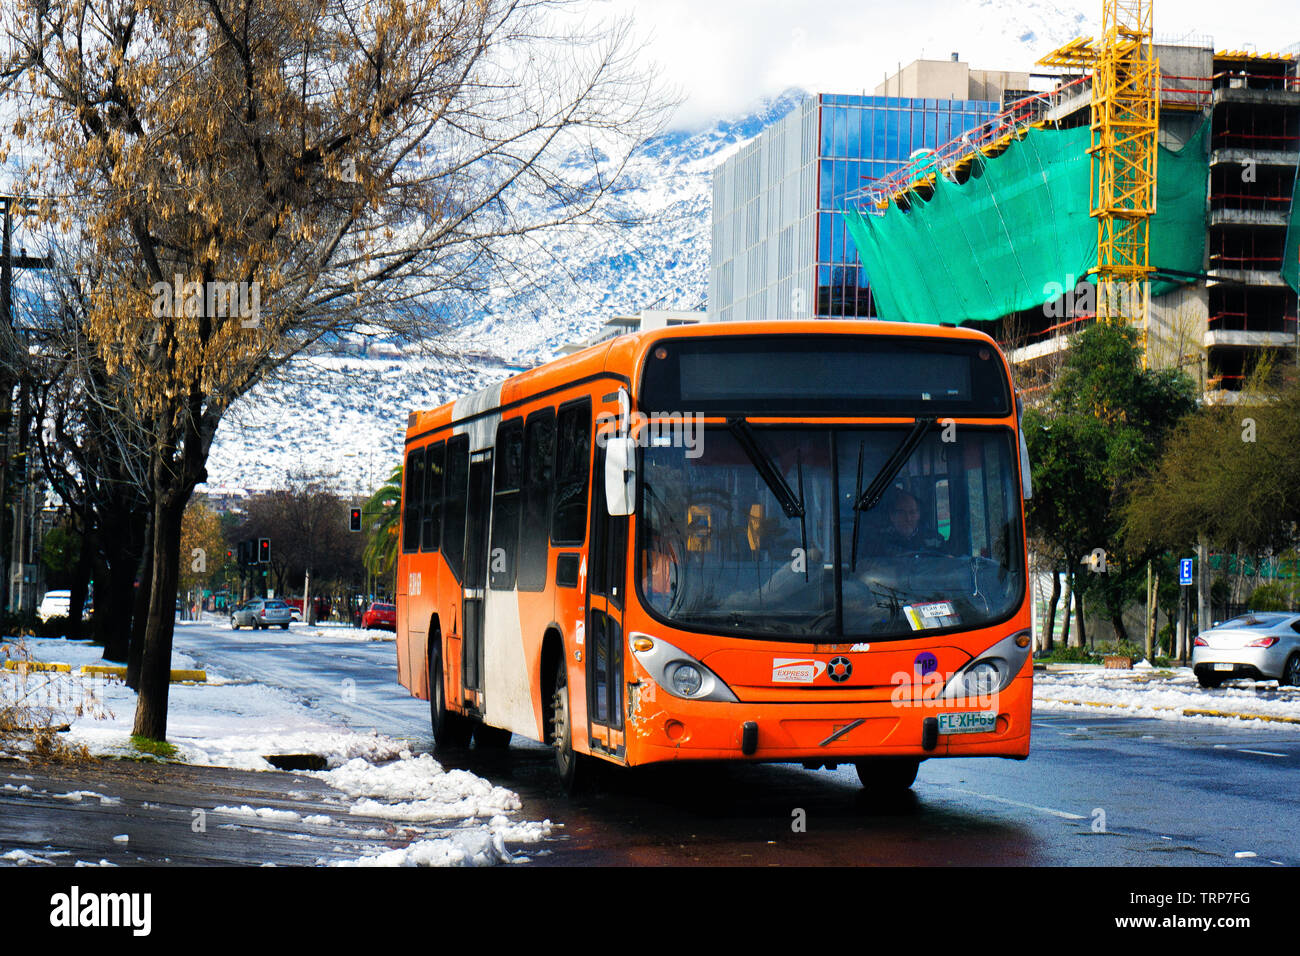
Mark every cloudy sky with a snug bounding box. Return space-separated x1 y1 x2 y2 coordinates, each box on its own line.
594 0 1300 128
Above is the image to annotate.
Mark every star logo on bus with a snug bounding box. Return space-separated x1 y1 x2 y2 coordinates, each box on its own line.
828 657 852 682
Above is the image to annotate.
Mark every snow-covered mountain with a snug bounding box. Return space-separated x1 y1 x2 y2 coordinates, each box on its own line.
203 89 808 493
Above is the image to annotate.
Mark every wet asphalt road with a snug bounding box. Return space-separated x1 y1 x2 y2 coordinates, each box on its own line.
2 620 1300 867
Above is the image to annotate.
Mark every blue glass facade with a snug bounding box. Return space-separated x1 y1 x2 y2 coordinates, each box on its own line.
815 95 999 317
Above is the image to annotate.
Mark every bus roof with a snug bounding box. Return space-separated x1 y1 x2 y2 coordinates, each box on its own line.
405 319 1003 442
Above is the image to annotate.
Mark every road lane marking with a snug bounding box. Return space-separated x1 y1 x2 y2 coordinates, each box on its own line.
1236 749 1286 757
947 787 1086 820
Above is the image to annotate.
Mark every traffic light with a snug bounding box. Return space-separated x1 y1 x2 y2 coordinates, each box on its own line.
258 538 270 563
349 507 362 532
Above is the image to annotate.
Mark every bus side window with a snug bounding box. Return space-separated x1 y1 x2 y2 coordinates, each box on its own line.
552 398 592 546
421 441 445 552
490 420 523 589
403 447 425 553
443 436 470 580
518 408 556 591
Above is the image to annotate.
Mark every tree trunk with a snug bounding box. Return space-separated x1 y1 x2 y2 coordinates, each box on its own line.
132 491 187 740
303 566 312 625
101 501 148 662
1060 575 1073 647
126 515 154 689
66 528 94 641
1044 570 1060 652
1073 572 1087 648
1145 561 1155 661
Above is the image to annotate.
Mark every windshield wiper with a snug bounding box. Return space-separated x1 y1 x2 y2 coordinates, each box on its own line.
727 418 809 581
850 439 865 572
853 417 935 513
727 418 804 519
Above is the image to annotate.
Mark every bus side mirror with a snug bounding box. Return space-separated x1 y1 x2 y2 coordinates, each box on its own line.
605 436 636 516
1016 392 1032 501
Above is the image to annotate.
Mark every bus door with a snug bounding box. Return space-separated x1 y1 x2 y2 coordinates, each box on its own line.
462 449 493 714
586 443 628 757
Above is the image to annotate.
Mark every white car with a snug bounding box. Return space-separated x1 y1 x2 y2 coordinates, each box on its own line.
37 590 72 622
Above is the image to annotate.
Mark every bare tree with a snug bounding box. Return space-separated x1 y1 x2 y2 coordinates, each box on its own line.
2 0 670 738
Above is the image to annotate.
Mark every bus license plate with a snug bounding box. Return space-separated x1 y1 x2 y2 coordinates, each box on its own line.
938 712 997 735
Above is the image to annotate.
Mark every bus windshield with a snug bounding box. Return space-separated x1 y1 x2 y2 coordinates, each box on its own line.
638 425 1024 641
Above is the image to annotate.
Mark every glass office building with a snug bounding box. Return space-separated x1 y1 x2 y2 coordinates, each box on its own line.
710 92 1001 321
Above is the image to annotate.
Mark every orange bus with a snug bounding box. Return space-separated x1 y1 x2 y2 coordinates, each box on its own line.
396 319 1033 791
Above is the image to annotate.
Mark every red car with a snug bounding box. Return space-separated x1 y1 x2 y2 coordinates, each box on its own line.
361 601 396 630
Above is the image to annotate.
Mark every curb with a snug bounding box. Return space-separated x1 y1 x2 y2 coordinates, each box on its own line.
1038 696 1300 725
3 660 71 673
4 662 207 683
79 665 207 683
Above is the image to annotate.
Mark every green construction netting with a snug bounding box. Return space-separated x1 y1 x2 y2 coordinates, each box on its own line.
1284 156 1300 296
844 120 1211 324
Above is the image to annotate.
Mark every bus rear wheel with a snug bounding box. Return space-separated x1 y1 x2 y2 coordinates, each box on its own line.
429 641 472 750
551 658 585 792
854 757 920 792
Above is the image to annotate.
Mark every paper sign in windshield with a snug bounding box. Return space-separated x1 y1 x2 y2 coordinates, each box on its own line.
904 601 960 630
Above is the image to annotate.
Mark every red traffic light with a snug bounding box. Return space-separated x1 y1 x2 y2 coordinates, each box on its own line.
349 507 362 532
258 538 270 563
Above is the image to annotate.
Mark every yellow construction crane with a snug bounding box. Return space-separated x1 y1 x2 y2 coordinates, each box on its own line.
1039 0 1159 366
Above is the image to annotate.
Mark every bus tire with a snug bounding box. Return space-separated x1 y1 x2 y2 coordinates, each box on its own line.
854 757 920 792
473 723 512 749
551 657 585 792
429 640 472 750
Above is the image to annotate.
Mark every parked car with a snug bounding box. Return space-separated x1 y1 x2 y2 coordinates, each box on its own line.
361 601 396 631
230 598 294 630
37 590 71 622
1192 611 1300 688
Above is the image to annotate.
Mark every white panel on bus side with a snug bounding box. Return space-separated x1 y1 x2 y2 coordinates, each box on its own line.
451 382 503 449
481 588 542 738
452 380 537 736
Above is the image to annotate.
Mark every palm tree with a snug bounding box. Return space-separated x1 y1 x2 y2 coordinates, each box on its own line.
363 464 402 595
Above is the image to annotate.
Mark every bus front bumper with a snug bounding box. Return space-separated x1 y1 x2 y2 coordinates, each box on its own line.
622 673 1033 765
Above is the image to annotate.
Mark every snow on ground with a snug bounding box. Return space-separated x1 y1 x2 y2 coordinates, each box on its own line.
316 754 552 866
2 634 404 769
1033 663 1300 730
1 633 552 866
286 621 395 642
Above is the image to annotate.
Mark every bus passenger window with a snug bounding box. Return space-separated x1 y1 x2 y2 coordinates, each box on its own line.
403 447 425 553
518 409 555 591
421 441 444 552
552 399 592 546
442 436 469 580
490 420 523 589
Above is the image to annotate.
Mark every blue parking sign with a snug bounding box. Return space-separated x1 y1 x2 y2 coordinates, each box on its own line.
1180 558 1194 586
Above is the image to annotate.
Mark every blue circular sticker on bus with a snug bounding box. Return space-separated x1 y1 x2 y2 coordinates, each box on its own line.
914 652 938 676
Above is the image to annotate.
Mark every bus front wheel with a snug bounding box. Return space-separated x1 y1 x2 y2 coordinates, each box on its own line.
854 757 920 792
551 658 585 792
429 641 472 750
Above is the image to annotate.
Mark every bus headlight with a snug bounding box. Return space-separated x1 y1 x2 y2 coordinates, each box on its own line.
670 663 703 697
942 630 1032 701
629 633 738 703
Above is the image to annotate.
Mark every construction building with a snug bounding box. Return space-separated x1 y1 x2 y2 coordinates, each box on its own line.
843 28 1300 399
708 58 1030 323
